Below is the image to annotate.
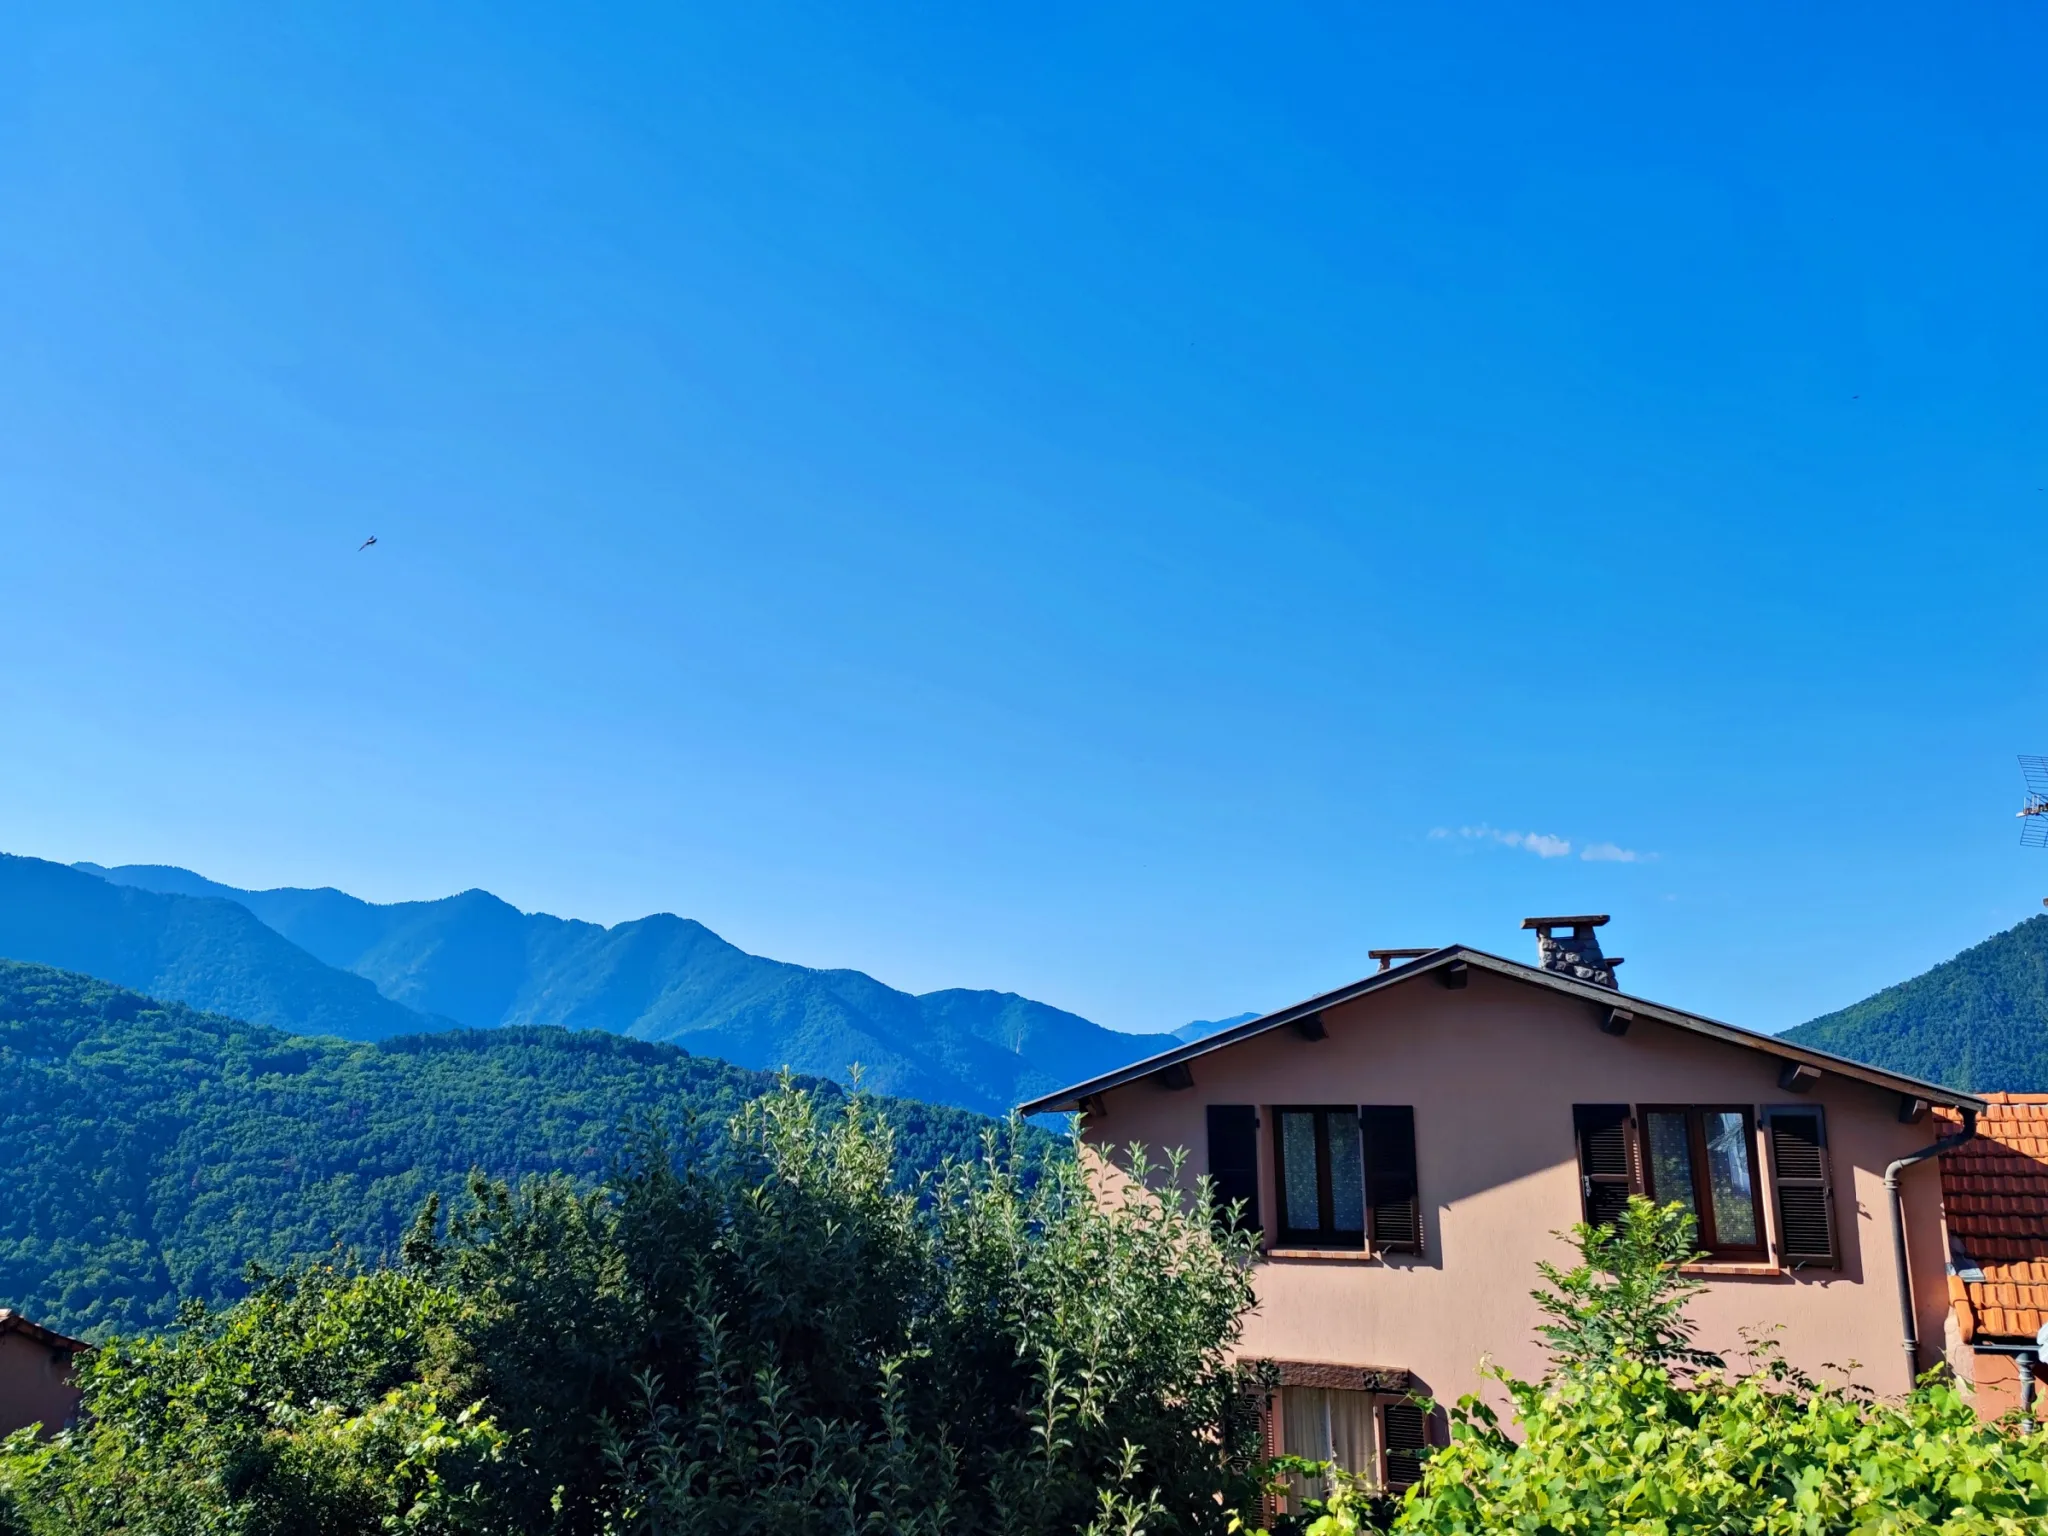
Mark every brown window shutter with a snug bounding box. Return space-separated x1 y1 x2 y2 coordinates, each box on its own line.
1763 1106 1838 1268
1381 1400 1429 1491
1572 1104 1635 1228
1206 1105 1261 1235
1360 1106 1421 1253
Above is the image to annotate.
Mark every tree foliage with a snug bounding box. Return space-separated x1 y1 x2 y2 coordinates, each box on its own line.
1530 1195 1721 1375
0 1081 1264 1536
0 959 1047 1335
1395 1199 2048 1535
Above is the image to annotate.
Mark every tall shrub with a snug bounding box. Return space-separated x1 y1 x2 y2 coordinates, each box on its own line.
1 1083 1265 1536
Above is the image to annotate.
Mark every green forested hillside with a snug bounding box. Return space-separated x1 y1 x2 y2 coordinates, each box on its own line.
1784 914 2048 1091
0 960 1039 1337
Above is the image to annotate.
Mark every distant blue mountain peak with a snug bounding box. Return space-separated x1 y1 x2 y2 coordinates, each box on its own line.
1172 1011 1261 1043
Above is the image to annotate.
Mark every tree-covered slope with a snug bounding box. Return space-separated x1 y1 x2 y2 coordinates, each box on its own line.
0 856 436 1041
1783 914 2048 1091
77 861 1175 1114
0 960 1037 1337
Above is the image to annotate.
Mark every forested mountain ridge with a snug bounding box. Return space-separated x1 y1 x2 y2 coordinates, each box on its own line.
60 857 1175 1114
1783 914 2048 1091
0 959 1040 1336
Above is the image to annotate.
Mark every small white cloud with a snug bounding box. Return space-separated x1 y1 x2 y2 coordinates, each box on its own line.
1580 842 1642 863
1453 824 1574 859
1440 824 1650 862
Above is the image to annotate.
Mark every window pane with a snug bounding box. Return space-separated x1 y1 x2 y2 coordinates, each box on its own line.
1702 1111 1758 1246
1327 1112 1364 1234
1645 1112 1697 1217
1281 1387 1332 1505
1281 1112 1321 1232
1327 1388 1378 1485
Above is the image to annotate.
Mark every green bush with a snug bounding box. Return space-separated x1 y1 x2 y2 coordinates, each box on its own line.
0 1082 1264 1536
0 1266 505 1535
1397 1196 2048 1536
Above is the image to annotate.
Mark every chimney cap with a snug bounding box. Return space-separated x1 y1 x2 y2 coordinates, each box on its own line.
1369 946 1435 972
1520 913 1610 932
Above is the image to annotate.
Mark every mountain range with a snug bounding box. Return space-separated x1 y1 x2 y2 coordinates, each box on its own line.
14 849 2048 1110
0 855 1178 1116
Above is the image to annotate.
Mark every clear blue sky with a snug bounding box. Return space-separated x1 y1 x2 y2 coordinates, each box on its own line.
4 4 2045 1035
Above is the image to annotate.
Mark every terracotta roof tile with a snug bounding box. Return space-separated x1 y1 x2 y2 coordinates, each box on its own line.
1940 1096 2048 1343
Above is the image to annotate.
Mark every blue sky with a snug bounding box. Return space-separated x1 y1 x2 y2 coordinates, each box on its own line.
3 4 2046 1035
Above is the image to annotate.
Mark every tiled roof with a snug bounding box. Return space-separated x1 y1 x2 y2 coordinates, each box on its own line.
1940 1095 2048 1345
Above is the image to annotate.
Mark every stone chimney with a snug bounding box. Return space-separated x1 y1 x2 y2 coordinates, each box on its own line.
1521 914 1623 990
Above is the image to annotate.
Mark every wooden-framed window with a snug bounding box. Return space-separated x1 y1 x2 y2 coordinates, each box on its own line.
1278 1386 1378 1504
1637 1105 1767 1260
1272 1107 1365 1248
1762 1105 1838 1268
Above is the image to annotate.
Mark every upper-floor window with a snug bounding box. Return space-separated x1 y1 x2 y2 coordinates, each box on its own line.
1263 1105 1423 1252
1639 1105 1766 1260
1275 1106 1365 1248
1572 1105 1785 1261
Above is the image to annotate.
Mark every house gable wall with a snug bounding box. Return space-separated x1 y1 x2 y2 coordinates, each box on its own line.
0 1329 82 1439
1083 967 1951 1410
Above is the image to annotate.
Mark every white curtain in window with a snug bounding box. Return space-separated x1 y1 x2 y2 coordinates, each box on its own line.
1279 1387 1380 1503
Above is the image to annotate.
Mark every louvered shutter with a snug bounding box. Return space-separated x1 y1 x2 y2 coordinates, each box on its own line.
1764 1106 1837 1268
1381 1401 1429 1491
1360 1106 1421 1253
1573 1104 1635 1228
1206 1105 1261 1235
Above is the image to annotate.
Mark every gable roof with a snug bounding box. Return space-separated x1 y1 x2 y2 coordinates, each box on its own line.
0 1310 88 1354
1941 1094 2048 1345
1018 944 1987 1116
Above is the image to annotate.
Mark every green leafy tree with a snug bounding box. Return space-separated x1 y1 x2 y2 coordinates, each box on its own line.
1531 1194 1721 1374
2 1081 1263 1536
0 1265 505 1535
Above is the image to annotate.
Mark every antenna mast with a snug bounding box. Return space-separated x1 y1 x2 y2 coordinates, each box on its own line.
2021 757 2048 847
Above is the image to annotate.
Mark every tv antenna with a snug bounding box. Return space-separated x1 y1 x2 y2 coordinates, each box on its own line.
2020 756 2048 847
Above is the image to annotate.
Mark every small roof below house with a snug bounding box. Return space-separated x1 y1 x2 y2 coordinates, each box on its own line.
1941 1095 2048 1346
1019 944 1986 1117
0 1310 88 1353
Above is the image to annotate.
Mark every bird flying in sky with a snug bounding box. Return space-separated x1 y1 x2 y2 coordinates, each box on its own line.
358 535 377 551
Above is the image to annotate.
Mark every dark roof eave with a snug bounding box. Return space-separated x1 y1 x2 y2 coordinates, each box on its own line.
0 1311 90 1354
1017 946 1988 1116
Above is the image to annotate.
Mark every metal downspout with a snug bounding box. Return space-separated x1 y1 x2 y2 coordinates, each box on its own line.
1885 1109 1976 1391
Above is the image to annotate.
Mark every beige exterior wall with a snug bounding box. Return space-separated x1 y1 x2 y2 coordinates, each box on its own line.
1083 967 1957 1415
0 1331 82 1439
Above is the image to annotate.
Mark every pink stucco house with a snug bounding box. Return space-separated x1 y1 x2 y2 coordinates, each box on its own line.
1020 917 1990 1495
0 1310 86 1440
